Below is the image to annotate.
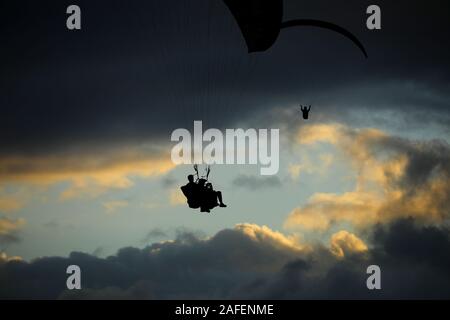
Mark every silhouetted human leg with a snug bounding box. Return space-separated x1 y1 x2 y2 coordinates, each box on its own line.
216 191 227 207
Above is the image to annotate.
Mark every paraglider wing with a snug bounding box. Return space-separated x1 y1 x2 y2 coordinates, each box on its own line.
280 19 368 58
223 0 368 58
223 0 283 53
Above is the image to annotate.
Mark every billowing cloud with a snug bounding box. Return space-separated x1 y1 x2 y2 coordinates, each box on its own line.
286 191 382 231
0 252 22 263
288 153 333 180
234 223 308 253
330 231 368 258
0 223 306 299
0 146 175 200
237 220 450 300
285 124 450 231
1 219 449 299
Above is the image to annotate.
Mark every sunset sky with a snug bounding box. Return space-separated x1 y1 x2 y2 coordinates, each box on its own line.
1 0 449 299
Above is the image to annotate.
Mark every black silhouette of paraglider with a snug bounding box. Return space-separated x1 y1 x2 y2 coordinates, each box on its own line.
180 165 227 213
300 105 311 119
223 0 368 58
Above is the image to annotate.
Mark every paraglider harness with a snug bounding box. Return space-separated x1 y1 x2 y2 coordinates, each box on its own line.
181 164 226 212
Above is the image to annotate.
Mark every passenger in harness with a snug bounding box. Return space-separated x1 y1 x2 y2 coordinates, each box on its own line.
180 165 227 213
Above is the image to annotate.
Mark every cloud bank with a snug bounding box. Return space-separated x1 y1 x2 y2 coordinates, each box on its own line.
285 124 450 231
1 219 449 299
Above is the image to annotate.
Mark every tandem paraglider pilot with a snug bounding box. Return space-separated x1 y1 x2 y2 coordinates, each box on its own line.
181 173 227 213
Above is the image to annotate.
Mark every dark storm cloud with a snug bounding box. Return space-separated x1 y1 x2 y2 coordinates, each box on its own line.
379 137 450 190
249 219 450 299
0 225 299 299
1 0 449 157
232 174 282 190
1 218 450 299
372 219 450 272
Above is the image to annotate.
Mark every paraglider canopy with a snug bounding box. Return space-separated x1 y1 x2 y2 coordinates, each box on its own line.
223 0 368 57
223 0 282 53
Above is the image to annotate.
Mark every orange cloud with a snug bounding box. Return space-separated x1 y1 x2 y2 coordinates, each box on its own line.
330 230 368 258
288 153 334 180
0 251 22 262
235 223 310 253
0 217 25 236
285 123 450 231
285 191 382 231
0 146 176 200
